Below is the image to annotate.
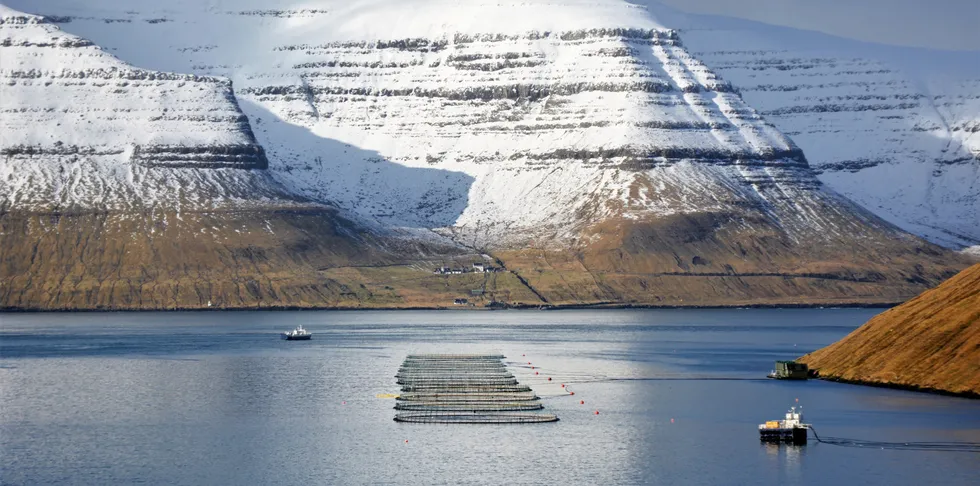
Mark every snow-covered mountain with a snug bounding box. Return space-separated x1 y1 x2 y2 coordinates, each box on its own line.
657 7 980 248
0 4 296 211
1 1 975 310
6 0 976 249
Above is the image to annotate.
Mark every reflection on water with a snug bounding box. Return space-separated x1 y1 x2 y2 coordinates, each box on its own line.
1 309 978 485
762 443 806 484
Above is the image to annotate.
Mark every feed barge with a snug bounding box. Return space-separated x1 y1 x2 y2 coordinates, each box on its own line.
759 406 810 445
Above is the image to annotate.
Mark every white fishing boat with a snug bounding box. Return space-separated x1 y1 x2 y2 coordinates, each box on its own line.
281 325 312 340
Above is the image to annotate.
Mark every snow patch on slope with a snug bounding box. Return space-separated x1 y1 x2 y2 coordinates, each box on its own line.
640 2 980 247
0 5 294 211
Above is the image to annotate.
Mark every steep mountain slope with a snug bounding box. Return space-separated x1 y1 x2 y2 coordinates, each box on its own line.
0 6 469 310
800 263 980 397
0 5 280 210
12 0 977 249
1 1 974 309
643 3 980 248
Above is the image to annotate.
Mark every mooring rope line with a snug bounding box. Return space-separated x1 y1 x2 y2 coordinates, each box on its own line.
808 426 980 453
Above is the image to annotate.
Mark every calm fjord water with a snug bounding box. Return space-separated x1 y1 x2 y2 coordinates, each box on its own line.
1 309 978 485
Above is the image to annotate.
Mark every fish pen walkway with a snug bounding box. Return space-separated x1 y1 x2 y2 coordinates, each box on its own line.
393 354 558 424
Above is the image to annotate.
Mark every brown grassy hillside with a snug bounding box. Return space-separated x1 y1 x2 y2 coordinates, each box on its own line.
2 207 974 310
799 263 980 397
495 213 974 307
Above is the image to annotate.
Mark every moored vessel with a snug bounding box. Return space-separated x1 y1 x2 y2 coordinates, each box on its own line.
759 405 809 444
281 325 312 340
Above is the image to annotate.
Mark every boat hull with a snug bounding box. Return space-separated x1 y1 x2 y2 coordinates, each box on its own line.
759 427 808 445
281 334 312 340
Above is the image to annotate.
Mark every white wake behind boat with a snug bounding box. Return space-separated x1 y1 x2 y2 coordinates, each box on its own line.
281 325 312 340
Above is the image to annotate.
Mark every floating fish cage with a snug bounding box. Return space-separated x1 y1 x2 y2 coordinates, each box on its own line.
397 377 519 386
399 384 532 393
394 412 559 424
392 354 557 424
394 402 545 412
404 354 506 360
396 370 512 377
398 392 541 402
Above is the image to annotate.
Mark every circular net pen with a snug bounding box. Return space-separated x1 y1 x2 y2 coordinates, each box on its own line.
396 370 512 377
394 412 558 424
398 391 541 402
395 401 545 412
405 354 506 360
398 365 508 371
400 384 533 393
397 377 519 386
392 353 557 423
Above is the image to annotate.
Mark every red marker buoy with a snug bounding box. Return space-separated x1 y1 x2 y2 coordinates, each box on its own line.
342 401 347 405
405 440 409 443
547 377 552 381
561 384 565 388
580 400 584 405
594 410 599 415
535 371 539 375
670 418 675 423
570 391 575 395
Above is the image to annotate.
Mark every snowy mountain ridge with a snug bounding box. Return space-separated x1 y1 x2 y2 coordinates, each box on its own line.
2 1 977 249
2 1 977 311
0 5 295 211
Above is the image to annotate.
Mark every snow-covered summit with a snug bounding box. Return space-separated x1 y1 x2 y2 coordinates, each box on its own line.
3 1 976 248
0 5 290 211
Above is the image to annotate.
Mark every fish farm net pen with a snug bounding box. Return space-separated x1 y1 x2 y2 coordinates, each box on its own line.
393 353 557 423
400 385 533 393
397 392 541 402
396 369 512 375
394 412 559 424
394 402 546 412
807 427 980 453
397 378 519 386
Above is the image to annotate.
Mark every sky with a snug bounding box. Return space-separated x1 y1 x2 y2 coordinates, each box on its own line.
656 0 980 51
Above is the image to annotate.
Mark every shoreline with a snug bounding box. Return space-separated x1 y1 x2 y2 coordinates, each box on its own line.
812 375 980 400
0 301 900 313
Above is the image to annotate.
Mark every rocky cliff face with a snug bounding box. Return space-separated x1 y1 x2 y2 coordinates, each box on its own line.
0 1 974 310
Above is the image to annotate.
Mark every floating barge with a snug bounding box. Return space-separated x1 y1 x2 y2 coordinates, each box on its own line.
767 361 809 380
759 406 809 445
